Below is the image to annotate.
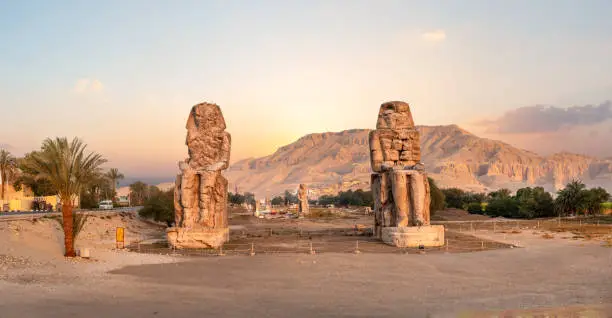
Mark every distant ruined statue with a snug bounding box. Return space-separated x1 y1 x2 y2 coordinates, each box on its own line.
168 102 231 248
297 184 309 216
369 101 443 247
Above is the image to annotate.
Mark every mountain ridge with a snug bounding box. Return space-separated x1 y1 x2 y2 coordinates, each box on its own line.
225 125 612 198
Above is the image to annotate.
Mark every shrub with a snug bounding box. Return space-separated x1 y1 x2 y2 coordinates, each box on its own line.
428 178 445 215
515 187 555 218
485 197 519 218
138 189 174 226
466 202 483 214
441 188 465 209
271 196 284 206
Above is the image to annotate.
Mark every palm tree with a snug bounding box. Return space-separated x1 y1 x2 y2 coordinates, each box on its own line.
555 179 586 216
0 149 17 201
129 181 148 206
26 137 106 257
105 168 124 200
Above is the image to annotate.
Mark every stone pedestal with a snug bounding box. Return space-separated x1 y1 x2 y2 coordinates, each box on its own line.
381 225 445 248
166 227 229 249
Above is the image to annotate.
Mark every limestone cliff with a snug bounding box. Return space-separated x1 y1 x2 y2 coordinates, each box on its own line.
225 125 612 198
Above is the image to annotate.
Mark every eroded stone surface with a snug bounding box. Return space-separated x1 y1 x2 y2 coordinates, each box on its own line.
166 227 229 249
369 101 438 242
169 102 231 249
381 226 445 248
369 101 422 172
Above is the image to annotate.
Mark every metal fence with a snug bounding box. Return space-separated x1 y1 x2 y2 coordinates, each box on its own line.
130 236 517 257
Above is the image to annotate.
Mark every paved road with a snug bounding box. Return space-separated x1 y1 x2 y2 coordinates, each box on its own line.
0 207 141 221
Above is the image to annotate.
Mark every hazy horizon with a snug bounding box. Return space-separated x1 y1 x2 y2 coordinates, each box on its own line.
2 1 612 181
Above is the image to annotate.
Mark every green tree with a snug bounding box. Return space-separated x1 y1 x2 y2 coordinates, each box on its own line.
228 192 245 205
25 137 106 257
104 168 124 200
466 202 483 214
244 192 256 206
555 179 586 216
515 187 554 218
318 195 337 206
129 181 148 206
485 197 519 218
0 149 17 201
487 188 512 200
139 189 174 226
428 177 446 215
12 152 56 196
463 192 486 206
581 187 610 215
271 196 283 206
441 188 465 209
284 190 298 205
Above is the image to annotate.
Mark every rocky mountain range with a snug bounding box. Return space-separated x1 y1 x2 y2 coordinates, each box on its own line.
225 125 612 198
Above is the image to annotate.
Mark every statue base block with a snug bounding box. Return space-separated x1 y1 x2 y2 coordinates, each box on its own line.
166 227 229 249
381 225 445 248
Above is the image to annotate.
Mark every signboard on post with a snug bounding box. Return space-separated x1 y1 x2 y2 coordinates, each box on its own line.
116 227 125 249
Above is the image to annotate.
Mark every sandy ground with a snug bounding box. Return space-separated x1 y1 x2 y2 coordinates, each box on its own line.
1 213 611 317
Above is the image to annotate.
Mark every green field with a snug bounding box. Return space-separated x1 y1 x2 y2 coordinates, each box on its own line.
602 202 612 209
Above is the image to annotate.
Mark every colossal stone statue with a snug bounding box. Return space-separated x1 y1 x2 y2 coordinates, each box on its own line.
167 102 231 249
369 101 444 247
297 184 309 216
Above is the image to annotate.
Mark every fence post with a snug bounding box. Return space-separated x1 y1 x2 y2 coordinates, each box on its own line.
445 239 449 253
250 242 255 256
354 240 361 254
218 245 226 256
470 222 474 233
309 242 315 255
537 221 540 229
481 241 484 250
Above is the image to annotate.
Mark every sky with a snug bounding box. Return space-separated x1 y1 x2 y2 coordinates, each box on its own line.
1 0 611 183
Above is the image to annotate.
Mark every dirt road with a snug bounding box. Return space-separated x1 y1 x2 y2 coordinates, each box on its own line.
1 242 610 317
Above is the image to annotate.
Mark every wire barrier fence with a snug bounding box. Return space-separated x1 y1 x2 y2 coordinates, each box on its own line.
130 235 516 257
128 217 612 257
434 217 612 235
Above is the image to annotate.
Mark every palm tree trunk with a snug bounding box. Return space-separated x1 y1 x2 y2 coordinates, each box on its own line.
62 202 76 257
1 171 5 201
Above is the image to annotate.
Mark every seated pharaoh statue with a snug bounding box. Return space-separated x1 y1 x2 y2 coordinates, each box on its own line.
369 101 444 247
168 102 231 249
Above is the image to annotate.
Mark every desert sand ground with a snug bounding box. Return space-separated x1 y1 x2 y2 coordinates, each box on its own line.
0 210 611 317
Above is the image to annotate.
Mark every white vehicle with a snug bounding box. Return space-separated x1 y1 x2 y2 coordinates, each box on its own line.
99 200 114 210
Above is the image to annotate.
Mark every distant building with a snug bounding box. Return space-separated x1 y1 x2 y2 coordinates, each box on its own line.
116 195 130 207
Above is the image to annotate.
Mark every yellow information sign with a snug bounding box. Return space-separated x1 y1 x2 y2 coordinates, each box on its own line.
116 227 125 248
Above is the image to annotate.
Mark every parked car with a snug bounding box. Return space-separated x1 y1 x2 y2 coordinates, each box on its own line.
99 200 114 210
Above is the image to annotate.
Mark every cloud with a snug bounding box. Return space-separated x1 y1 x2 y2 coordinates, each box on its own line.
421 30 446 42
478 101 612 134
73 78 104 93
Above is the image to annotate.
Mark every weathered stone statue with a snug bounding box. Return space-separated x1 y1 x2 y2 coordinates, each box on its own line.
167 102 231 249
297 184 309 216
369 101 444 247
